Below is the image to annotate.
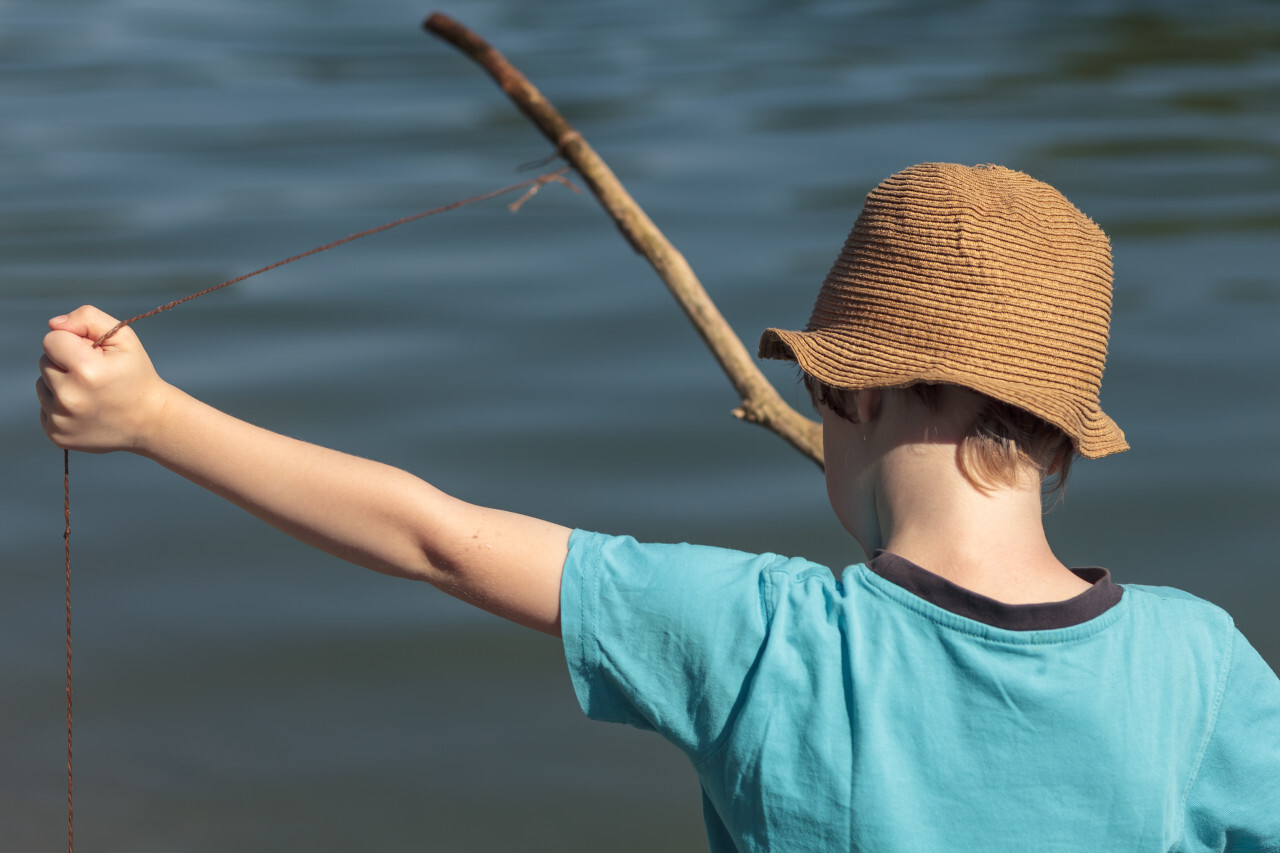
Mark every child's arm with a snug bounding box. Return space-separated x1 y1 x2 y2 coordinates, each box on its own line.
36 305 570 635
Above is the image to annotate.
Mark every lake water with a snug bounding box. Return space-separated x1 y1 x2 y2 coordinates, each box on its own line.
3 0 1278 849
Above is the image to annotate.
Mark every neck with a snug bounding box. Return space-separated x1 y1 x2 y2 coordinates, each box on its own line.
869 443 1090 605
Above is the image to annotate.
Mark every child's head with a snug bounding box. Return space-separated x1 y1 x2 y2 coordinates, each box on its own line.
760 162 1127 496
803 374 1075 496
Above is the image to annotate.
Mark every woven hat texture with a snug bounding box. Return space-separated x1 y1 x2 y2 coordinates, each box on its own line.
759 162 1128 458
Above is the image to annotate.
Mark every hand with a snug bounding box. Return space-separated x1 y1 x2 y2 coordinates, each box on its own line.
36 306 569 632
37 306 172 453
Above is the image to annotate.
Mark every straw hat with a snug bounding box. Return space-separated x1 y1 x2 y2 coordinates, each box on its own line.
759 162 1128 458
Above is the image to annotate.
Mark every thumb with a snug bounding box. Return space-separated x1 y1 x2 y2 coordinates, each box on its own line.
49 305 134 347
43 306 144 374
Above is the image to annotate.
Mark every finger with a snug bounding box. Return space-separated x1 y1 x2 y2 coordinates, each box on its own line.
36 352 80 417
38 352 66 378
37 354 69 399
50 305 139 350
42 328 95 372
38 403 56 441
35 375 68 417
35 377 70 445
49 305 120 338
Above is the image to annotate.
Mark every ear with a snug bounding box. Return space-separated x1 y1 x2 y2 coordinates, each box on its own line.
854 388 882 424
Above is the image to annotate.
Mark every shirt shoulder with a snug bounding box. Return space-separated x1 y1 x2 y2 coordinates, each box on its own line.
560 529 833 753
1120 583 1239 649
1119 585 1280 851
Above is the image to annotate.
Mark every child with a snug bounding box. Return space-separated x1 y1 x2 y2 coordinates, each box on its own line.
38 163 1280 851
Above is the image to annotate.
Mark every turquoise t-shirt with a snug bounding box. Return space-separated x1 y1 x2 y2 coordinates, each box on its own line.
560 529 1280 853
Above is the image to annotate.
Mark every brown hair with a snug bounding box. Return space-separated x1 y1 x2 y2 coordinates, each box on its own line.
803 373 1076 498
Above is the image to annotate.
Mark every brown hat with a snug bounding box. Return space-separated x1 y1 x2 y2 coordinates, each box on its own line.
759 162 1127 458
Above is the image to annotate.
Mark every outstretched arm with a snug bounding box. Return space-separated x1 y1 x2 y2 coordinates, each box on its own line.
37 306 570 635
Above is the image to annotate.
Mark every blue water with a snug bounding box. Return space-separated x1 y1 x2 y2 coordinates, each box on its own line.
3 0 1279 849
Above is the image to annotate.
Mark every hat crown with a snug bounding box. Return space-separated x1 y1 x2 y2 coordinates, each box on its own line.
761 163 1128 458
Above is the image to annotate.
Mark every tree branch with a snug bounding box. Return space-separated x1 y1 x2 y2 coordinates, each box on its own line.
423 12 824 468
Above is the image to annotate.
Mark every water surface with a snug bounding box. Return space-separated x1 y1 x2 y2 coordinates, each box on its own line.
3 1 1278 849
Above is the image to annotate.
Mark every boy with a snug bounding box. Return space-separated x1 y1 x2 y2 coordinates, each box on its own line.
38 163 1280 851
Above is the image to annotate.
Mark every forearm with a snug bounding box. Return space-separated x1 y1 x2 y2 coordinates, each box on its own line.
142 385 444 577
40 306 570 634
139 386 570 631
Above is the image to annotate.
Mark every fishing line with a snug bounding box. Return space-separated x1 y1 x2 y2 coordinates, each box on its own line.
60 166 573 853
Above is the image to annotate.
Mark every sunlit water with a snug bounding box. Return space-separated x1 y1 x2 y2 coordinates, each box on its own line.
3 0 1278 849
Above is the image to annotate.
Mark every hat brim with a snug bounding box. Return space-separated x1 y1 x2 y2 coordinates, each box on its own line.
759 326 1129 459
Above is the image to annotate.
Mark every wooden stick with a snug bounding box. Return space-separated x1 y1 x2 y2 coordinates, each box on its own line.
423 13 824 468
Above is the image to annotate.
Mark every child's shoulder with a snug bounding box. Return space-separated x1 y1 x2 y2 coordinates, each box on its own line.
1120 581 1231 615
1118 582 1239 647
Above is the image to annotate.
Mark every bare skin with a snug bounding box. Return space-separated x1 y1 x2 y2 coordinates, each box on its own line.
821 386 1092 605
38 306 1088 645
37 306 571 635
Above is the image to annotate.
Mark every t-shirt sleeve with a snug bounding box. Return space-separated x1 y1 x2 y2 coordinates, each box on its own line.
1184 629 1280 852
560 528 780 759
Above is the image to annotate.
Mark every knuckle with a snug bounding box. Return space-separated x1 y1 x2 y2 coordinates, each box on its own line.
53 384 87 417
76 360 105 388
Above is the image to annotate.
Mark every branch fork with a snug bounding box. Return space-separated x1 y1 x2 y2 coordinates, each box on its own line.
424 13 823 468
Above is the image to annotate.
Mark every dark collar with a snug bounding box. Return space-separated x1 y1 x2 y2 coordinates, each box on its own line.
866 551 1122 631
